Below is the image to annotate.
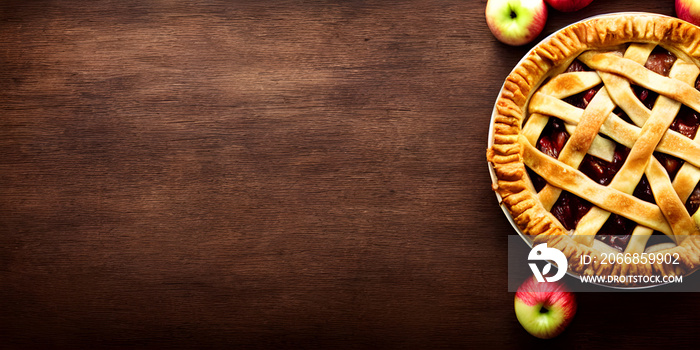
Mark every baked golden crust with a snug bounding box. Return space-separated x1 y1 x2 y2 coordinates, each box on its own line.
487 13 700 285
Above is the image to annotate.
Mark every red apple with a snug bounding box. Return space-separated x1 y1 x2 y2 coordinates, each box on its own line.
676 0 700 26
544 0 594 12
485 0 548 46
514 277 577 339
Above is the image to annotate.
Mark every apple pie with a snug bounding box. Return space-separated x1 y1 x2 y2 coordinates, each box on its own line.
487 13 700 285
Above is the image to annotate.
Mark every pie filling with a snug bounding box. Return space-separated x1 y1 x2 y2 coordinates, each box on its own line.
526 47 700 252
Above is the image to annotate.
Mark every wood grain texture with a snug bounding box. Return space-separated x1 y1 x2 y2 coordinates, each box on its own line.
0 0 697 348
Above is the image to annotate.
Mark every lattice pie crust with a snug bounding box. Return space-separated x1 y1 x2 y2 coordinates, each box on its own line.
488 14 700 284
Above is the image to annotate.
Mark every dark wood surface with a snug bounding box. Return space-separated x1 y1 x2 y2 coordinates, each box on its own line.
1 0 698 348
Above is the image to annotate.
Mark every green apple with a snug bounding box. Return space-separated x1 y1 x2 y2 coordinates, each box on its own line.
485 0 548 46
514 276 577 339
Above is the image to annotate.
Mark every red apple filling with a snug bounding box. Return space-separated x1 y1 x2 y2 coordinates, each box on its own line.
527 51 700 251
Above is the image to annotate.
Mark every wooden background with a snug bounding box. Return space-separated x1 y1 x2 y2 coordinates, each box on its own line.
1 0 698 348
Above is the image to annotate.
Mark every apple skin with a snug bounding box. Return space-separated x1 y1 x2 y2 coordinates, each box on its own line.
544 0 594 12
485 0 548 46
676 0 700 26
514 277 577 339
